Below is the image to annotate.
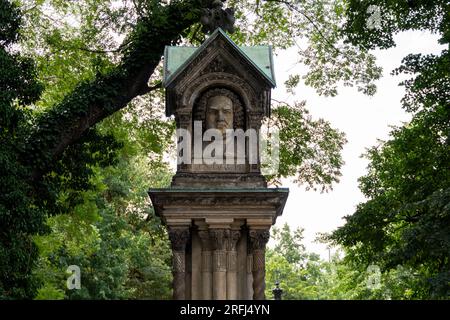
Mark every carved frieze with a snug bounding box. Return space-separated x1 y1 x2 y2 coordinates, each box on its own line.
155 195 282 208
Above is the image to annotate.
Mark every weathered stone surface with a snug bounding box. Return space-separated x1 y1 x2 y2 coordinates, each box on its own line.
171 172 267 188
168 227 190 300
148 27 288 300
249 229 270 300
149 189 288 300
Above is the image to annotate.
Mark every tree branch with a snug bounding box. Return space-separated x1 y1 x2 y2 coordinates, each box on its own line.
265 0 340 54
26 1 204 181
139 81 162 95
69 46 122 54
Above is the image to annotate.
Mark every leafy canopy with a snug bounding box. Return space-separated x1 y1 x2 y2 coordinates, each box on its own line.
328 0 450 298
0 0 390 298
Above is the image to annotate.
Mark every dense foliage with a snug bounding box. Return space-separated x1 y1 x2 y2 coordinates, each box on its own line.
328 0 450 298
0 0 358 299
0 0 45 298
266 224 430 300
0 0 447 299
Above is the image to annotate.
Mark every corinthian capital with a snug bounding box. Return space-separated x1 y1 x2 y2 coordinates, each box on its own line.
249 229 270 250
209 229 228 251
198 229 212 251
168 228 190 251
226 229 241 251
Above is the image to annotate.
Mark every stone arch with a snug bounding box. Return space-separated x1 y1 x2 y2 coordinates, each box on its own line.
181 72 257 115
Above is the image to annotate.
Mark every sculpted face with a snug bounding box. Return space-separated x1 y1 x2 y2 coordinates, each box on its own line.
206 95 233 134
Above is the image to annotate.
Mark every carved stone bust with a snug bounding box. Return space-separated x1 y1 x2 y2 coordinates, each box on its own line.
194 87 245 133
206 95 233 135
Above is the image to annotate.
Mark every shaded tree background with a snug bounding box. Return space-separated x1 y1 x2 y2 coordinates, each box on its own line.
327 0 450 299
0 0 447 299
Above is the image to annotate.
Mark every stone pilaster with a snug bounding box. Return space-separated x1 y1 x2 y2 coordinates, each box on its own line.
198 229 213 300
246 235 254 299
249 229 270 300
209 229 228 300
175 111 192 172
168 227 190 300
226 229 241 300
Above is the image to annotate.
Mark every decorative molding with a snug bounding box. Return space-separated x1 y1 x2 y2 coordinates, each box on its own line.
210 229 229 272
176 48 262 104
171 173 267 188
249 229 270 250
156 195 283 208
248 112 264 129
201 55 235 74
181 72 257 115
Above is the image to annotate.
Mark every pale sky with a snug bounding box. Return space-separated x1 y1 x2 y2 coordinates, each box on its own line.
270 30 446 259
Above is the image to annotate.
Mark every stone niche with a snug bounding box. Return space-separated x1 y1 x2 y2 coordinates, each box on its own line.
148 29 288 300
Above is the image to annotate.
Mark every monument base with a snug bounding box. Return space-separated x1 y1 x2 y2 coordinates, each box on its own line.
148 188 289 300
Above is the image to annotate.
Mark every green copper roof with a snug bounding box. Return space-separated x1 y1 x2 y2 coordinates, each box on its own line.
163 28 276 87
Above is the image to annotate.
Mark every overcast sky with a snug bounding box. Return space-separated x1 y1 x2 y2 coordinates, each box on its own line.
270 30 445 259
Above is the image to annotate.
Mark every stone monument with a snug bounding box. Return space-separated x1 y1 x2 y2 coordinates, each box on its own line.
148 28 288 300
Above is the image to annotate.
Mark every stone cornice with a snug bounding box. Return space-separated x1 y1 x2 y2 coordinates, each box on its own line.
149 188 289 225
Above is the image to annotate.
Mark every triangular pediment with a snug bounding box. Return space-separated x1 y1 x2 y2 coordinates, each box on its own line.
174 47 264 93
163 28 276 88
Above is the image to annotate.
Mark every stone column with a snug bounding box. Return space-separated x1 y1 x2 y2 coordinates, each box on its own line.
198 229 213 300
249 229 270 300
185 238 192 299
209 229 228 300
168 227 190 300
226 229 241 300
246 237 254 299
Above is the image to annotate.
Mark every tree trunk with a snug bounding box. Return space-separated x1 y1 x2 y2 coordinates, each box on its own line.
25 1 206 180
